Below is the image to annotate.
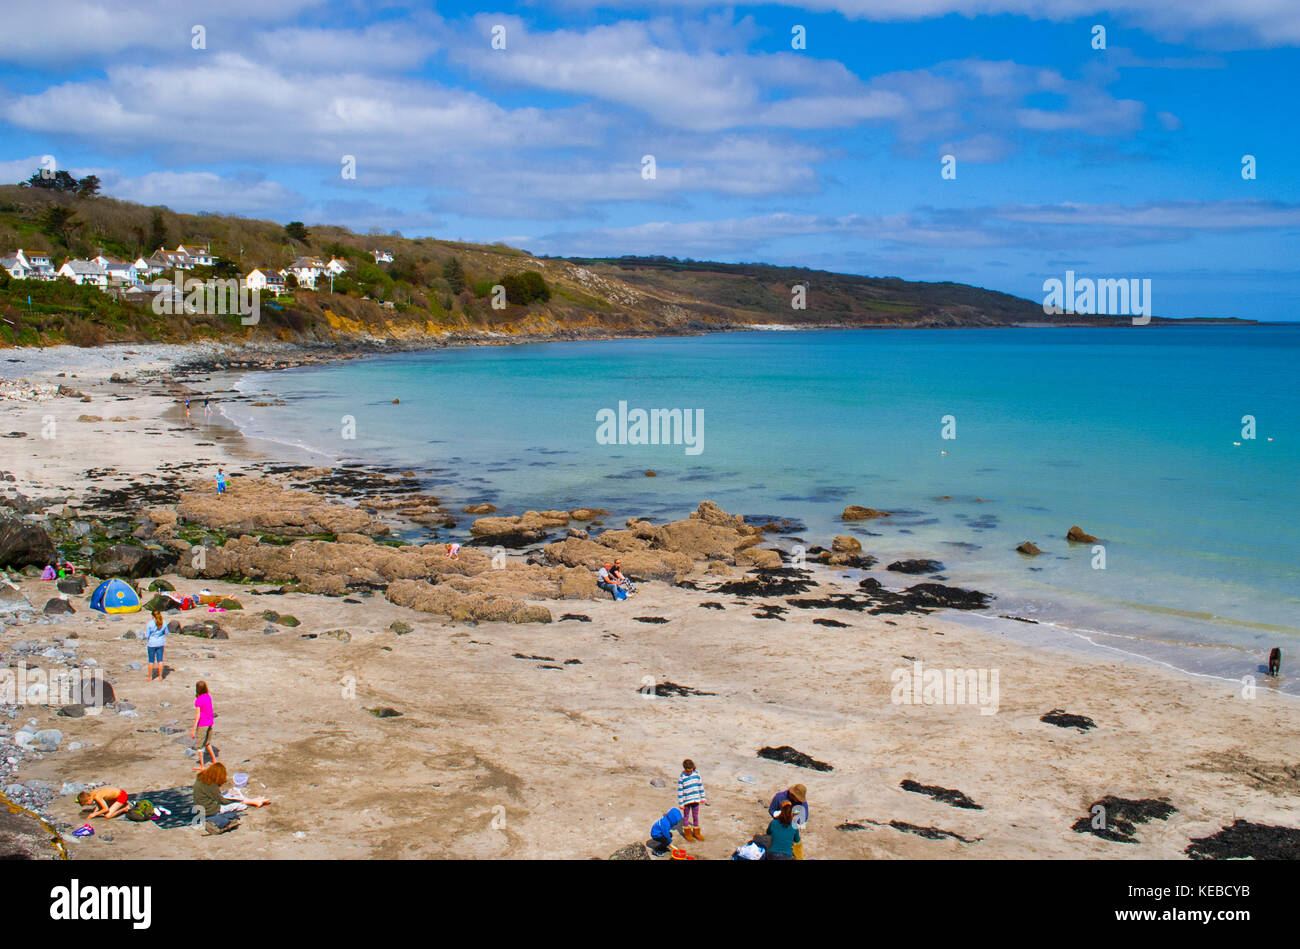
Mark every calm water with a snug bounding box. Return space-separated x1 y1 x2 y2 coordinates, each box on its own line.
228 327 1300 691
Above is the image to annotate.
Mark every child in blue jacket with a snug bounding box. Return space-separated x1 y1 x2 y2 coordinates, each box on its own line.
647 806 683 856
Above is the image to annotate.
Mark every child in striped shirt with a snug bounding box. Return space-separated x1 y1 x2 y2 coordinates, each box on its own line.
677 759 708 841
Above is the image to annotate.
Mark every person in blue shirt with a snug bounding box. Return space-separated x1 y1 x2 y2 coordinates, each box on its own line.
647 806 683 856
765 800 801 860
145 610 168 682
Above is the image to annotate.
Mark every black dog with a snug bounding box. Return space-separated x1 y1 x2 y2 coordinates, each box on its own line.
1267 647 1281 677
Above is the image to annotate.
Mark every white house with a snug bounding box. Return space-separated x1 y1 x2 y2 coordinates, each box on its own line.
57 259 109 288
372 249 394 263
91 255 141 285
134 255 164 277
246 268 286 296
326 257 349 276
177 244 217 267
287 256 325 289
151 246 193 271
0 254 30 279
12 249 56 280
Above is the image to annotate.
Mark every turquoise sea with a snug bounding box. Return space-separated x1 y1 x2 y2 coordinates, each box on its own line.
227 326 1300 692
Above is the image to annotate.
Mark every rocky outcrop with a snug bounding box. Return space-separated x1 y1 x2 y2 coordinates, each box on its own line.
386 578 552 623
469 510 571 545
176 479 388 537
1016 541 1043 556
1066 525 1098 543
842 505 890 520
887 559 944 575
0 520 56 569
91 544 177 579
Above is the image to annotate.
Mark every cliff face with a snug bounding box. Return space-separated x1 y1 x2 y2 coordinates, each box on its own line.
0 185 1145 348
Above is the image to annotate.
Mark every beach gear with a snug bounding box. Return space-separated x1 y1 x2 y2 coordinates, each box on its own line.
72 824 94 838
733 842 764 860
89 578 141 615
41 565 56 580
614 585 628 601
232 773 248 788
125 799 155 822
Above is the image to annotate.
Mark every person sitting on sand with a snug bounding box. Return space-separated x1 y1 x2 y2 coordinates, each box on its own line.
769 783 809 827
764 800 801 860
610 559 635 595
192 762 270 835
145 610 167 682
191 680 217 770
647 806 683 856
596 562 625 600
77 786 131 820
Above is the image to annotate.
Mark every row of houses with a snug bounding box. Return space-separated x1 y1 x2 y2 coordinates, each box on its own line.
2 245 396 297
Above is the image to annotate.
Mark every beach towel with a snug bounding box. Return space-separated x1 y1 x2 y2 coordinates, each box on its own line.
127 788 199 829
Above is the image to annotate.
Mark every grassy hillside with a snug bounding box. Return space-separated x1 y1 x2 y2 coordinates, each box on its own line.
0 183 1138 348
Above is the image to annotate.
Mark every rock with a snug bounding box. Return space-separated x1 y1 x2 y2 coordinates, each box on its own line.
58 704 85 718
33 729 63 751
319 629 352 642
831 535 862 553
389 621 413 635
1016 541 1043 556
644 470 656 477
565 528 589 540
260 610 298 627
1066 525 1099 543
461 503 497 514
367 707 402 718
842 505 890 520
887 559 944 574
568 508 608 521
80 676 115 706
43 597 75 615
649 778 666 788
56 576 87 594
60 781 91 796
146 578 175 591
608 842 650 860
180 621 227 640
736 547 783 569
91 544 177 579
0 520 57 569
176 479 388 538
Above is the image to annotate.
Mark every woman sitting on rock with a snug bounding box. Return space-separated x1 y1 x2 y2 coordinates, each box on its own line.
192 762 270 835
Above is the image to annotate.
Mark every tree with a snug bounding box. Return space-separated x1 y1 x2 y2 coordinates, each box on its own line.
499 270 551 305
284 221 309 243
148 212 169 253
442 256 466 295
285 272 299 290
39 206 79 246
75 175 101 198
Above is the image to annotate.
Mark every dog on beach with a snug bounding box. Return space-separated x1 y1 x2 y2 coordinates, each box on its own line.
1267 647 1281 677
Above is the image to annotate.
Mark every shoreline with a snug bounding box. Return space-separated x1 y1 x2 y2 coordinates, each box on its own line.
1 340 1297 861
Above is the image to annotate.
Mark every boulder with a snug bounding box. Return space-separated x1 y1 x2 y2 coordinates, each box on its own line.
608 842 651 860
461 503 497 514
568 508 608 521
841 505 890 521
146 578 175 591
177 479 388 537
319 629 352 642
831 535 862 554
43 597 75 615
887 559 944 574
57 576 87 594
0 520 56 569
1066 525 1099 544
79 676 115 706
0 582 33 615
1016 541 1043 556
91 544 177 580
736 547 783 569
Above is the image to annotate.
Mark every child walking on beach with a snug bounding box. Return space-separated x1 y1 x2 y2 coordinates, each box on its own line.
191 681 217 770
215 467 226 496
677 758 708 840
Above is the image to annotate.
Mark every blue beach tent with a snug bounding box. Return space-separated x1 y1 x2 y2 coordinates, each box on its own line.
89 578 141 614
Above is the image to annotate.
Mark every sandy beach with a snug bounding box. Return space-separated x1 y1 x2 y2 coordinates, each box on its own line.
2 344 1297 861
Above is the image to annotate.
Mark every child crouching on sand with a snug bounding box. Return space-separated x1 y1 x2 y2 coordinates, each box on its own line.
677 759 708 840
647 807 683 856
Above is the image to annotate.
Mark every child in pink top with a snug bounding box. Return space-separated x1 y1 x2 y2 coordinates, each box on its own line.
191 680 217 771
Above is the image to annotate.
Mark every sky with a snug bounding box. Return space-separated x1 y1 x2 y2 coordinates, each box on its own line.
1 0 1297 320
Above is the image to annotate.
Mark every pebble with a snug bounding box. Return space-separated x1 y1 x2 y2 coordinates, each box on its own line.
738 775 756 784
118 709 138 718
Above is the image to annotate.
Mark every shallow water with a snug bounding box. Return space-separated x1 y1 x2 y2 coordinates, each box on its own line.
227 326 1300 693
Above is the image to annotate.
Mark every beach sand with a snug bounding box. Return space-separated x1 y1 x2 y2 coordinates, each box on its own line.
2 345 1297 860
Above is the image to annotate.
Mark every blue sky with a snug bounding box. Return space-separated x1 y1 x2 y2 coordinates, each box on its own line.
1 0 1297 319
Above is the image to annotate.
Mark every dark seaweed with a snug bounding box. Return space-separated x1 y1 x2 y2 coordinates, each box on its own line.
900 779 983 810
757 746 833 772
1041 709 1096 732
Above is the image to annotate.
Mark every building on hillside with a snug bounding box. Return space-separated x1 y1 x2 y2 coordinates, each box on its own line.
287 256 325 289
245 268 287 296
3 249 57 280
56 259 110 288
91 254 142 286
372 249 394 263
176 244 217 267
326 257 349 276
134 255 165 278
151 246 194 271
